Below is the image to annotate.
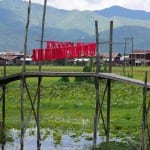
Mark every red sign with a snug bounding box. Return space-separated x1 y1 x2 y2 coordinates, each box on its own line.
32 41 96 61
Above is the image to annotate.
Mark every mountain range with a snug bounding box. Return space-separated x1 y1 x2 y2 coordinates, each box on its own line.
0 0 150 54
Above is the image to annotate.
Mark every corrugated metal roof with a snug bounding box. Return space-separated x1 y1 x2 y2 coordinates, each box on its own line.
130 50 150 54
100 52 121 58
0 55 18 61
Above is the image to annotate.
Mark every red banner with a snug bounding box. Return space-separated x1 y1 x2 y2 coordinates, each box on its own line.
32 41 96 61
32 49 38 61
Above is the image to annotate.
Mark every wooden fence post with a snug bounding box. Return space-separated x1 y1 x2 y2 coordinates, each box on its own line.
106 20 113 143
93 20 100 148
1 60 6 150
141 71 147 150
20 0 31 149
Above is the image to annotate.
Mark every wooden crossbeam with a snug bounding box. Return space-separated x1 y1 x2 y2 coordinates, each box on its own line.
96 73 150 89
1 72 150 89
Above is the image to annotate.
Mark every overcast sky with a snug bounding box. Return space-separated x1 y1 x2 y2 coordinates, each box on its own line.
25 0 150 12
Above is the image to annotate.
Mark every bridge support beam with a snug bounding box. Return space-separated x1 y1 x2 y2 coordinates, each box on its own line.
93 20 100 148
1 60 6 150
141 72 148 150
1 85 6 150
106 79 111 143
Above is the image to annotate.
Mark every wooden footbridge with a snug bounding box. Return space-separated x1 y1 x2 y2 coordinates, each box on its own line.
0 0 150 150
1 72 150 88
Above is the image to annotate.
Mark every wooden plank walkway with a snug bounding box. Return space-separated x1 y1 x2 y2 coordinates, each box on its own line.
0 72 150 89
0 72 94 85
96 73 150 89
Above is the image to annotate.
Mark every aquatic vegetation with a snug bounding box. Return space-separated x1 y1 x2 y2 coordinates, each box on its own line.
53 130 62 145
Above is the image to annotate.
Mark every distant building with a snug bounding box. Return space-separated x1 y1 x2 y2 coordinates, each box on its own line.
100 52 122 66
0 52 24 65
129 50 150 66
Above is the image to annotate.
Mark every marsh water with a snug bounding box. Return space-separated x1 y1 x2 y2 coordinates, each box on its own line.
0 128 122 150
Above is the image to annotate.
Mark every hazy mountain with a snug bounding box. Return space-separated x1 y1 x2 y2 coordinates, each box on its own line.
100 26 150 53
0 0 150 53
95 6 150 20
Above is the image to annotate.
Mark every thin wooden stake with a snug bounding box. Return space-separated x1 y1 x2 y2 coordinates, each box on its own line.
106 21 113 143
39 0 47 71
20 79 25 150
37 1 47 149
24 81 39 126
37 77 41 150
93 20 100 148
2 61 6 149
2 86 6 144
106 79 111 143
131 37 134 77
22 0 31 73
98 81 109 135
3 60 6 77
123 38 127 76
141 71 147 150
20 0 31 149
108 21 113 73
24 83 41 132
146 97 150 142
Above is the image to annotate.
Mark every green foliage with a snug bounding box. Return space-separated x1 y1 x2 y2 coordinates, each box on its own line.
0 126 13 144
96 141 137 150
75 65 93 82
53 130 62 145
53 60 66 66
58 76 69 82
100 62 108 73
83 65 92 72
0 124 3 144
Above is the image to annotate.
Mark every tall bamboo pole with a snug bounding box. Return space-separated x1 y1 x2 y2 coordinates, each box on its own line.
37 0 47 149
123 38 127 76
108 21 113 73
39 0 47 71
93 20 100 148
131 37 134 77
2 60 6 150
106 20 113 143
20 0 31 149
22 0 31 73
141 72 147 150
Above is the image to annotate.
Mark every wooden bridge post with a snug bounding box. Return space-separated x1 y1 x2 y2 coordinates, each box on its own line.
20 0 31 149
108 21 113 74
106 20 113 143
1 60 6 150
141 71 147 150
131 37 134 77
93 20 100 148
20 80 25 150
37 1 47 149
123 38 127 76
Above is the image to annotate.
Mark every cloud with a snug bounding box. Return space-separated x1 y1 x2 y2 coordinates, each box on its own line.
123 0 150 12
29 0 125 10
26 0 150 12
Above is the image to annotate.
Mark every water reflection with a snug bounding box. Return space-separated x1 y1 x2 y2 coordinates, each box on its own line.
0 128 108 150
0 128 123 150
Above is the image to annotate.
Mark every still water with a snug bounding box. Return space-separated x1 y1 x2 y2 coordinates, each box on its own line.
1 128 111 150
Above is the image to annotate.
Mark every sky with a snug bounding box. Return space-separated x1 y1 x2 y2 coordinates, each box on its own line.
25 0 150 12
